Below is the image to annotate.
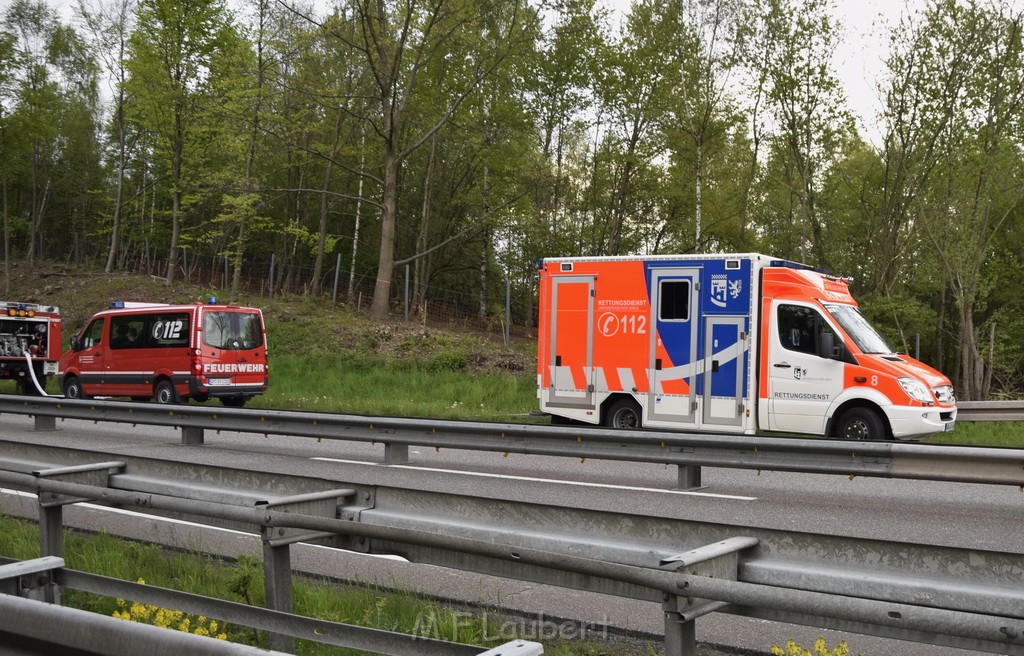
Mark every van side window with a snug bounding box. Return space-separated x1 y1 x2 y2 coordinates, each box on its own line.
81 318 105 349
777 305 837 356
659 281 690 321
110 316 145 349
144 313 190 348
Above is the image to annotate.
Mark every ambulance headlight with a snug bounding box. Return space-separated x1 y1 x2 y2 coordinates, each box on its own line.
898 377 933 403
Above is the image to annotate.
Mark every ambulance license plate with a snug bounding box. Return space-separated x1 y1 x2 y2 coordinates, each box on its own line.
944 421 955 432
208 378 231 386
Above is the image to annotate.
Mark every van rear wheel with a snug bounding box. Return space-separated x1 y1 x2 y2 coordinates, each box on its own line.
153 380 177 404
835 407 885 441
605 398 642 430
221 396 246 408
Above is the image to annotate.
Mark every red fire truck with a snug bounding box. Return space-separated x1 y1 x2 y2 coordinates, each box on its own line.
0 301 63 394
59 300 268 406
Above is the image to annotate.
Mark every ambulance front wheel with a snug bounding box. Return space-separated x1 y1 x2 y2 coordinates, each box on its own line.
605 398 643 430
153 380 178 404
835 407 885 441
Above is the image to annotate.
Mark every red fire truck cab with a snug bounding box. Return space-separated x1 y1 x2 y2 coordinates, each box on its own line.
59 300 268 406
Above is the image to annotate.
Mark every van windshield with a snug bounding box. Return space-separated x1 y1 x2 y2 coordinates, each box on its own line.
203 312 263 350
824 304 893 354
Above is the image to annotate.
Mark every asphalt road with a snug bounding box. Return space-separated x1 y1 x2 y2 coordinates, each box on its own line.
1 413 1021 656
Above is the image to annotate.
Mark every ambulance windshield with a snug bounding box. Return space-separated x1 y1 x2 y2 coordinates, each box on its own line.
825 304 893 355
203 312 263 350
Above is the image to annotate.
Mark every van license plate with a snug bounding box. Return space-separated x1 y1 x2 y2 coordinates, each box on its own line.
944 421 955 432
208 378 231 386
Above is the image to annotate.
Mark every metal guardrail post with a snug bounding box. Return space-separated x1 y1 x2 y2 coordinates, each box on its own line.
677 464 701 490
182 426 204 445
31 461 125 604
663 594 697 656
33 414 56 431
0 557 65 603
262 540 295 654
384 442 409 465
257 490 353 654
661 537 760 656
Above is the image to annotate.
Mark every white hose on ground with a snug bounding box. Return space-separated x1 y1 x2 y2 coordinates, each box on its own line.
23 349 51 396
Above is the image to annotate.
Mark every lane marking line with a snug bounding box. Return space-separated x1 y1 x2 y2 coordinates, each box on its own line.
310 457 757 500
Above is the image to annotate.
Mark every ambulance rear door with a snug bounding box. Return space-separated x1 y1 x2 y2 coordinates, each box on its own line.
544 275 595 410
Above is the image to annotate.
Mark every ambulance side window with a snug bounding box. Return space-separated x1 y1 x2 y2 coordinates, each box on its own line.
659 281 691 321
777 305 837 356
81 318 105 349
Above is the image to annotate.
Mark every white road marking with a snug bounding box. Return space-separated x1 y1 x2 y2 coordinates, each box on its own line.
310 457 757 500
0 488 407 561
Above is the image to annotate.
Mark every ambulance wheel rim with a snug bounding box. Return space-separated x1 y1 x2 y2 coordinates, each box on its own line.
837 407 884 441
843 418 869 440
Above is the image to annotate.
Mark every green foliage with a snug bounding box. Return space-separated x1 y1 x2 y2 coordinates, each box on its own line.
4 0 1024 398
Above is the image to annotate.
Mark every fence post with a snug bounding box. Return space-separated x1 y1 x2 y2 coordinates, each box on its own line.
332 253 341 306
505 279 511 346
404 264 411 322
268 254 276 300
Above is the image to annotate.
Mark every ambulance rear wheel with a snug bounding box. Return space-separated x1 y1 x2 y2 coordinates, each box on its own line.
605 398 643 430
835 407 885 441
153 380 177 404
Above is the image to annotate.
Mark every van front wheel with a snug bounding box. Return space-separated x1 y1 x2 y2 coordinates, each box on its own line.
835 407 885 441
605 398 643 430
64 376 87 400
153 380 178 405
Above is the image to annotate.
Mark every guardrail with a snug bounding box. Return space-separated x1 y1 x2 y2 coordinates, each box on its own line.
957 400 1024 422
1 395 1022 489
0 557 541 656
0 448 1021 656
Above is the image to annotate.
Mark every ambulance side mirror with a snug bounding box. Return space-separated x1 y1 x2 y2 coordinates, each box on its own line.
817 332 838 360
818 332 858 365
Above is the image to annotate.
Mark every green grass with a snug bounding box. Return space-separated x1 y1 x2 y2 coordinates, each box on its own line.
0 514 657 655
925 421 1024 448
253 353 537 421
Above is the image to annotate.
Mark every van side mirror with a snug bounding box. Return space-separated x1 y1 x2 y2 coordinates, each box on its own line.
70 336 81 352
817 332 837 359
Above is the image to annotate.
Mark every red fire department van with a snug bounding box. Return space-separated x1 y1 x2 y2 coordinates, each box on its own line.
59 300 268 406
0 301 62 394
537 253 957 441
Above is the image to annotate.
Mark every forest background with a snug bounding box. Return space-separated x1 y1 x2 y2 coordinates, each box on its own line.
1 0 1023 400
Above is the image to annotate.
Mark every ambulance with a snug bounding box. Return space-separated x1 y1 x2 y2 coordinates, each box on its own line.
59 300 268 406
537 253 956 441
0 301 62 394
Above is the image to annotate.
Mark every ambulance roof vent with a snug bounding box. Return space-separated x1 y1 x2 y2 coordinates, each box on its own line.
560 262 574 272
726 259 741 270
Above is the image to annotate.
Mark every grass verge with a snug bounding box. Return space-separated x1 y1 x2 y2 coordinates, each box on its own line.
0 514 662 656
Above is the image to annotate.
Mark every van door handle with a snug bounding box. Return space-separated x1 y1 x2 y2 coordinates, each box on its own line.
773 363 791 369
